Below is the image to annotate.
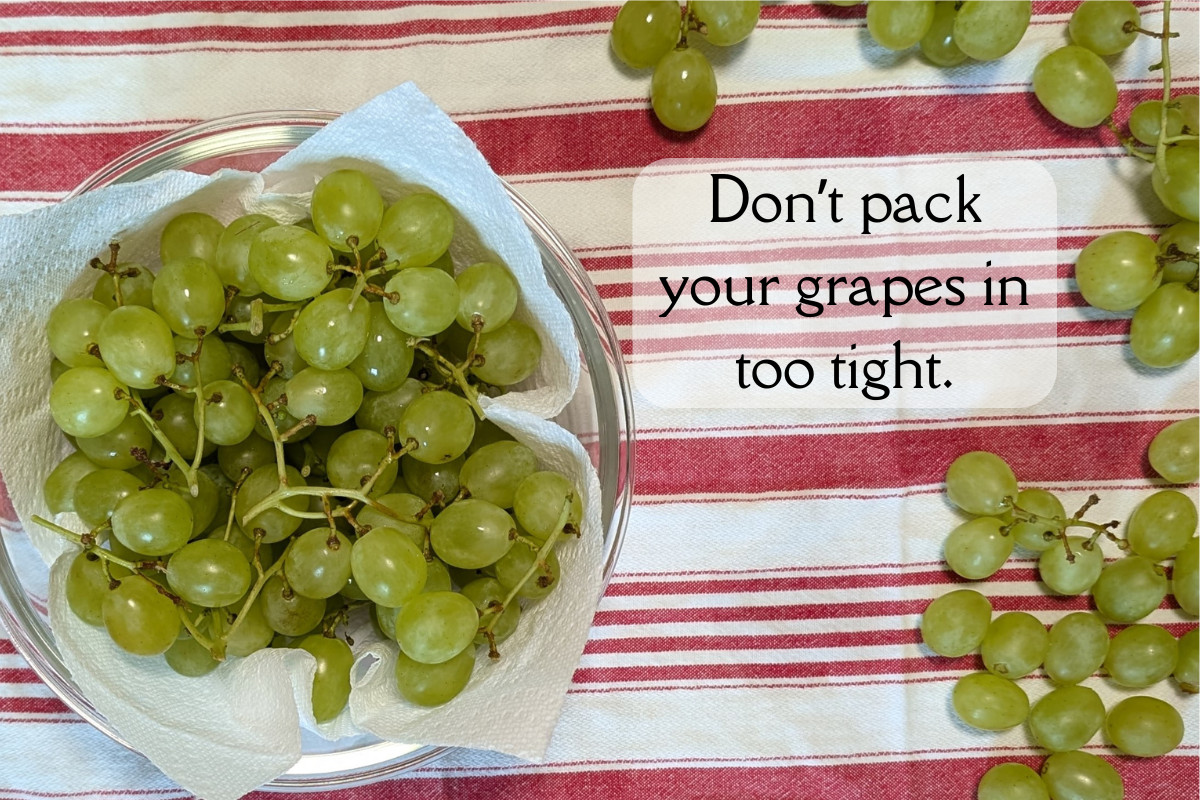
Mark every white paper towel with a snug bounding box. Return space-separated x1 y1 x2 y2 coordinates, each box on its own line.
0 83 604 800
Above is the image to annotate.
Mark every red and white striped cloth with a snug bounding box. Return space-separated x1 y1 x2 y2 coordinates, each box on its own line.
0 2 1197 798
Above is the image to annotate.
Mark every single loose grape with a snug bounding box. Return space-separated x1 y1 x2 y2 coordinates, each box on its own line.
349 302 414 392
285 367 364 427
945 451 1018 517
395 647 475 707
1068 0 1139 55
1106 696 1184 757
982 612 1048 679
102 575 181 656
920 589 992 657
1044 612 1109 684
293 288 371 370
918 2 966 67
395 590 479 664
350 527 427 607
248 225 334 301
195 379 257 446
952 672 1029 731
1009 488 1065 552
952 0 1030 61
1152 144 1199 222
285 529 353 600
311 169 385 252
92 264 154 310
66 551 129 626
1129 100 1185 147
455 262 519 333
944 517 1013 580
260 574 325 637
1029 684 1105 752
76 413 151 470
866 0 934 50
215 214 275 295
166 538 252 608
611 0 680 68
297 634 354 722
1148 416 1199 484
44 452 101 513
1129 282 1199 368
1105 624 1178 688
650 47 717 133
460 441 538 509
47 298 108 368
1040 751 1123 800
401 455 462 504
1074 231 1161 312
399 390 475 464
383 267 459 337
74 469 142 529
1032 46 1118 129
151 256 225 337
111 488 193 557
977 763 1049 800
430 498 515 569
1091 556 1167 623
164 634 219 677
1127 490 1197 560
1038 537 1102 596
1173 537 1198 616
160 212 223 266
235 464 308 544
1175 627 1198 692
692 1 759 46
49 367 129 438
376 194 455 270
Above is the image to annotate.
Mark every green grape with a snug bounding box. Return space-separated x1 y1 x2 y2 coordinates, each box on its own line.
1127 490 1197 560
492 543 560 600
1009 488 1065 552
293 288 371 370
44 451 102 513
471 320 542 386
349 302 414 392
50 367 129 437
1176 537 1199 616
611 1 680 68
376 194 455 270
1029 684 1105 752
76 413 151 470
1044 612 1109 684
1038 537 1102 595
297 634 354 722
102 575 181 656
1180 94 1200 131
1106 696 1184 757
866 0 933 50
92 263 155 310
1105 624 1178 687
111 487 193 556
1149 416 1199 484
160 212 223 266
350 527 427 607
1158 221 1199 284
513 470 583 540
952 1 1030 61
918 2 966 67
1175 627 1198 692
248 225 334 301
1040 751 1123 800
1074 231 1161 312
692 1 758 46
97 305 177 390
1152 144 1199 221
66 551 129 626
285 529 353 599
430 498 515 569
355 378 425 434
462 576 519 645
399 391 474 464
236 464 307 544
1068 0 1139 55
164 633 219 677
981 611 1048 679
151 257 225 337
311 169 385 252
454 262 519 333
176 466 219 536
468 417 514 455
195 379 256 446
263 314 305 380
171 334 232 393
977 763 1049 800
286 367 364 426
650 47 717 133
224 293 277 344
74 469 142 529
207 522 272 570
944 451 1018 517
1032 46 1118 129
215 214 276 296
224 341 263 388
395 646 475 707
201 463 234 527
1129 282 1199 368
165 538 251 608
425 249 455 276
1091 556 1167 623
920 589 992 657
47 298 109 368
383 267 459 337
460 441 537 509
423 559 453 593
951 672 1029 731
50 359 69 382
260 574 325 636
1129 100 1185 147
394 590 478 664
152 393 215 461
224 596 274 657
326 429 398 494
401 454 462 504
339 573 370 602
944 517 1013 580
374 603 399 641
218 435 276 483
356 492 428 549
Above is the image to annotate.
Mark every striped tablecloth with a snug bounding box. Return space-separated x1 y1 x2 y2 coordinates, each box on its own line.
1 2 1197 798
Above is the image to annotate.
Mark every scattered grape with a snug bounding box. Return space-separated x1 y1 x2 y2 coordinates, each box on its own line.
1105 696 1184 757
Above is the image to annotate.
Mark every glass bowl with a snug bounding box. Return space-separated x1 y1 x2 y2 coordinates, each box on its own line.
0 111 634 790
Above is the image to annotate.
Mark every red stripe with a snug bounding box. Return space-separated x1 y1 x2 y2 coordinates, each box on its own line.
0 697 71 715
0 669 44 684
0 1 522 15
584 629 922 655
574 655 980 684
604 567 1041 597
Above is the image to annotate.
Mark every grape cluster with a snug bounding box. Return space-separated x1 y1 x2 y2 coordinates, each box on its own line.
859 1 1032 66
610 1 760 132
924 417 1199 799
40 168 585 719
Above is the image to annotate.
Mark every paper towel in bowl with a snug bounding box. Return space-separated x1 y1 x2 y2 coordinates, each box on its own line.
0 83 604 800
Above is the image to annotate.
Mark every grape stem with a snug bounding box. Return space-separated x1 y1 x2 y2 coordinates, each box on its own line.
178 607 214 651
411 341 485 418
240 485 422 529
188 329 209 480
216 537 294 659
120 389 199 496
1001 493 1123 563
88 243 125 307
1104 117 1156 163
232 362 289 488
30 515 154 573
1153 1 1174 182
223 467 251 543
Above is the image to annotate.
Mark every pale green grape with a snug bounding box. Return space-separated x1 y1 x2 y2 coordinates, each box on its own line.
1105 624 1178 687
217 435 276 483
248 225 334 301
513 470 583 540
462 576 519 645
430 498 515 569
203 524 265 571
355 378 425 434
945 451 1018 517
395 647 475 707
339 574 369 603
1029 684 1105 752
1040 751 1123 800
195 379 256 446
263 314 305 380
920 589 992 657
66 550 128 626
951 672 1029 731
1176 537 1199 616
692 1 758 46
161 212 223 266
164 634 219 677
44 452 101 513
350 527 427 607
50 359 69 382
74 469 142 529
47 298 109 368
151 257 225 337
175 465 219 536
1175 627 1198 692
977 763 1049 800
611 0 680 68
92 264 154 310
166 538 251 608
399 390 475 464
395 590 478 664
152 393 215 462
492 543 560 600
866 0 933 50
76 413 151 470
651 47 717 132
423 559 453 593
953 1 1030 61
215 214 275 295
356 492 428 549
1149 416 1199 484
401 454 462 504
455 262 519 333
223 597 274 657
1038 537 1103 595
311 169 385 252
97 305 177 390
982 611 1048 679
294 288 371 370
1044 612 1109 684
285 529 353 599
1106 696 1184 757
111 487 193 556
349 302 414 392
297 634 354 722
1158 221 1199 284
1129 282 1199 368
471 320 542 386
224 341 262 388
944 517 1013 580
286 367 364 426
1129 100 1185 146
1127 490 1197 560
1074 231 1161 312
171 334 231 393
383 267 459 337
260 574 325 636
327 429 398 494
1033 46 1118 129
1010 488 1065 552
1069 0 1139 55
1152 144 1199 221
235 464 307 544
1091 556 1167 623
377 194 455 270
460 441 537 509
102 575 181 656
919 2 966 67
374 604 398 641
1180 94 1200 132
468 417 514 455
50 367 128 437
